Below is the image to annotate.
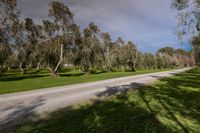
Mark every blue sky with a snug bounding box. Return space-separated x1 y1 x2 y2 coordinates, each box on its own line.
18 0 191 53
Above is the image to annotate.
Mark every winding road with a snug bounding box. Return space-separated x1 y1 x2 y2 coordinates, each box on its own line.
0 68 190 131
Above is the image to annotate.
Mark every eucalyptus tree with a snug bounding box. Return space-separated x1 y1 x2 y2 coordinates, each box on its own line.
0 0 35 74
47 0 74 76
157 47 176 68
157 49 174 68
171 0 200 33
0 0 20 72
101 32 113 71
144 53 157 69
80 22 101 73
0 44 11 72
65 24 82 68
171 0 200 66
0 0 19 42
16 18 40 74
114 37 126 71
175 49 187 67
13 20 30 74
155 52 164 69
24 18 39 46
191 35 200 66
176 48 195 67
31 24 46 70
158 47 175 56
42 20 62 75
124 41 137 71
134 51 143 69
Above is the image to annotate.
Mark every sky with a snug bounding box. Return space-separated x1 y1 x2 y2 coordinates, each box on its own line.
17 0 192 53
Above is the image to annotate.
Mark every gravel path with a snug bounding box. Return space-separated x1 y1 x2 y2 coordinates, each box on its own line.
0 68 190 131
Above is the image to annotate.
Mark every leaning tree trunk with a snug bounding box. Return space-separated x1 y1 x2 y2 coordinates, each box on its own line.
50 44 64 77
36 61 42 71
48 67 57 77
107 66 112 72
106 56 112 72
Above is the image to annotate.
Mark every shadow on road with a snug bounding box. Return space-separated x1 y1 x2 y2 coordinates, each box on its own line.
97 82 145 97
0 98 45 133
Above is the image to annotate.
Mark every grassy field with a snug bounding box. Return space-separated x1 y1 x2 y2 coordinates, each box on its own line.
0 68 171 94
15 68 200 133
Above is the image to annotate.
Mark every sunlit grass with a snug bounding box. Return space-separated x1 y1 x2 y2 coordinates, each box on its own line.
0 68 171 94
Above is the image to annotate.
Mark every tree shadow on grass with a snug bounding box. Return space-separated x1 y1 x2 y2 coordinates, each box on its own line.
16 93 170 133
89 70 108 75
59 73 85 77
97 82 144 97
137 68 200 132
26 70 49 75
0 74 49 82
138 89 191 133
160 72 200 89
154 75 200 121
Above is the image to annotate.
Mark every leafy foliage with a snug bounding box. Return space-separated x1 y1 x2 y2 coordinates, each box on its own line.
171 0 200 65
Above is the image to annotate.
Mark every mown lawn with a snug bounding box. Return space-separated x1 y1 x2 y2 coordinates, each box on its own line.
16 68 200 133
0 69 171 94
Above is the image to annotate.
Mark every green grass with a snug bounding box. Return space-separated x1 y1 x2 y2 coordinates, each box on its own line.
15 68 200 133
0 68 171 94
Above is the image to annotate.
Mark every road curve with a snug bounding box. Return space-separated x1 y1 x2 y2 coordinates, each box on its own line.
0 68 190 131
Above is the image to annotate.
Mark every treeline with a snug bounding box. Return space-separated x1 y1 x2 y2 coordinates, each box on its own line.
0 0 194 76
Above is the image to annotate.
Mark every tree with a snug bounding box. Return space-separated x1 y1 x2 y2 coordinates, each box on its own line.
192 35 200 66
158 47 175 56
171 0 200 66
171 0 200 34
30 24 45 70
65 24 82 69
114 37 126 71
48 0 74 76
80 22 101 73
0 0 25 73
124 41 137 71
42 20 64 76
101 32 113 71
0 43 11 72
16 18 40 74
